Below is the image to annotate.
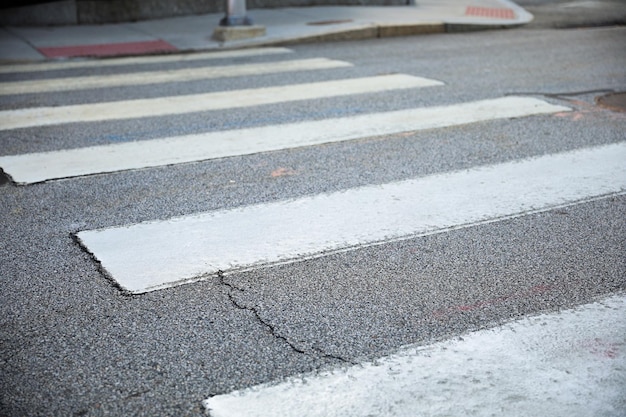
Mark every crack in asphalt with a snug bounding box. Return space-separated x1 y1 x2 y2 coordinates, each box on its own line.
217 271 355 365
70 232 136 298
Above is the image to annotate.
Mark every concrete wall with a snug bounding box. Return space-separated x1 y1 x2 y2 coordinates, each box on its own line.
0 0 410 26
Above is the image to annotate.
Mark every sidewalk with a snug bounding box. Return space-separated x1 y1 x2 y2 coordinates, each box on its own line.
0 0 532 63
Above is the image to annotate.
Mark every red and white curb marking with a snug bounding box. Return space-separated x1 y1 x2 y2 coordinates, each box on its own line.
204 293 626 417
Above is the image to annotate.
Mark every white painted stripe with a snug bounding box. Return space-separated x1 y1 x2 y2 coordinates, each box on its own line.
0 74 441 131
0 58 353 95
204 293 626 417
76 142 626 294
0 47 293 74
0 96 568 184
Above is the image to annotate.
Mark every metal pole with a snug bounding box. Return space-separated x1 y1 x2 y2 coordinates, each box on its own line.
220 0 253 26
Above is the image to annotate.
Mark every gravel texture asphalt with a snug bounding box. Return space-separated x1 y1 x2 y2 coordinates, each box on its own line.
1 26 625 416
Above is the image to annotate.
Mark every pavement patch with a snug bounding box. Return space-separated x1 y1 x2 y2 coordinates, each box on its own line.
596 92 626 113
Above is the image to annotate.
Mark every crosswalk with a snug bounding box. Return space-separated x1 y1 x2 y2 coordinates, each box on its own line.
0 74 440 130
1 96 563 184
0 58 353 95
1 45 624 414
1 44 622 294
0 47 294 74
78 142 625 293
204 294 626 417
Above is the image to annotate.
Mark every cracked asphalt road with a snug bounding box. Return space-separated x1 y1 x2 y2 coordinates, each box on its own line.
1 23 625 416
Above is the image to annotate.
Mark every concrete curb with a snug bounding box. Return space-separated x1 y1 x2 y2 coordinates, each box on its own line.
271 23 445 46
0 1 534 62
213 20 520 50
209 0 533 49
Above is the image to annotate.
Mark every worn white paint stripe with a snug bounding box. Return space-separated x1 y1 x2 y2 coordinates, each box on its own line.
0 47 293 74
76 142 626 294
0 74 441 131
204 293 626 417
0 97 568 184
0 58 353 95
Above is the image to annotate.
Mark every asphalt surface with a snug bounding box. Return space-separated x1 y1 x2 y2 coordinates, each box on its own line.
516 0 626 28
1 23 625 417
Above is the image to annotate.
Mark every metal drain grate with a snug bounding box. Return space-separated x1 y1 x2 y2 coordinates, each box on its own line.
465 6 515 20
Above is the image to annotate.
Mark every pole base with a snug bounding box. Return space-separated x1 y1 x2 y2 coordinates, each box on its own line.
219 16 254 26
212 25 266 42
